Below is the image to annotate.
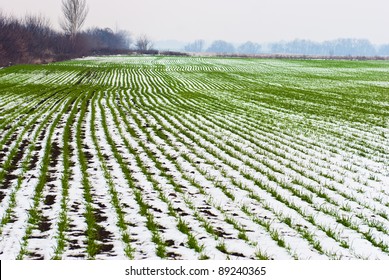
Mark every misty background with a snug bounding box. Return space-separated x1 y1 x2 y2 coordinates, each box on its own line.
4 0 389 43
1 0 389 64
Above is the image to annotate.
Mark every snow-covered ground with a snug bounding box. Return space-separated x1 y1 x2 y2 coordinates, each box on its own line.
0 56 388 259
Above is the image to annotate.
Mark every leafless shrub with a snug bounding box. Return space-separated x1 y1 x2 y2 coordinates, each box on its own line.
135 34 154 52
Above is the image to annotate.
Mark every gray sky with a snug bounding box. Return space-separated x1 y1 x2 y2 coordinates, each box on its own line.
3 0 389 44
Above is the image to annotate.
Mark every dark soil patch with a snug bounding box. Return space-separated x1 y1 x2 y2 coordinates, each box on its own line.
83 150 93 163
38 129 46 141
46 174 55 182
166 252 182 259
27 124 36 134
70 231 85 238
28 252 44 260
96 227 112 243
126 222 137 227
201 209 217 217
44 195 56 206
168 193 177 198
1 139 29 190
69 240 82 250
93 209 108 223
1 173 18 190
165 239 175 246
230 252 246 258
68 254 86 258
14 140 30 164
5 133 18 147
96 202 106 209
158 224 167 230
198 206 213 210
214 227 230 238
174 207 189 216
70 203 80 212
91 209 116 253
47 183 55 191
38 216 51 232
99 244 114 253
29 153 39 169
49 141 61 167
0 191 6 203
151 207 163 213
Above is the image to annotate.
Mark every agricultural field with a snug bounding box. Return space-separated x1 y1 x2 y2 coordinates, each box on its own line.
0 56 388 260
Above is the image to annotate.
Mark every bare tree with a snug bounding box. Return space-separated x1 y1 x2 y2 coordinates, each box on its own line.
0 12 29 64
60 0 88 40
24 14 52 57
83 27 132 51
135 34 153 52
237 41 261 55
206 40 235 54
184 40 204 53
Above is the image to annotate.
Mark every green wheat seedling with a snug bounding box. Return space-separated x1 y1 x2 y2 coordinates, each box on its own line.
16 92 73 259
255 248 272 260
142 100 341 258
53 93 81 259
98 94 168 259
1 57 389 260
89 91 135 258
105 92 207 257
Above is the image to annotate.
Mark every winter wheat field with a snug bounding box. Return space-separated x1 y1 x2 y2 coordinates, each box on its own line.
0 56 388 260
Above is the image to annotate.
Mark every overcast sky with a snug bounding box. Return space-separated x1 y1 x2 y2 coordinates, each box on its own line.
3 0 389 44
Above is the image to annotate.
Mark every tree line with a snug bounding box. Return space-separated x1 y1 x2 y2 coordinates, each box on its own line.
2 0 388 67
0 15 132 67
185 39 389 57
0 0 157 67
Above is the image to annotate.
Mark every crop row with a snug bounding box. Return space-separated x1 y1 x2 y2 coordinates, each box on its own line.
0 56 388 259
